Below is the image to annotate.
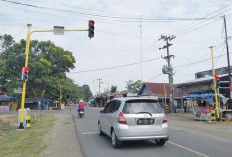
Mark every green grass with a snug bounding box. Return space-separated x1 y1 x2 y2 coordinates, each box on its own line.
0 115 55 157
0 116 18 137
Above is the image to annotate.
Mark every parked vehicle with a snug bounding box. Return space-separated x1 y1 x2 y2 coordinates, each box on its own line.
98 97 169 148
78 109 84 118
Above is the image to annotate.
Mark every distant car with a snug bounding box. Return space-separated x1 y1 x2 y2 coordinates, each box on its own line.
98 97 168 148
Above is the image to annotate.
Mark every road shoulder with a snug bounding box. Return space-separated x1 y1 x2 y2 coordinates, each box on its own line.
40 113 83 157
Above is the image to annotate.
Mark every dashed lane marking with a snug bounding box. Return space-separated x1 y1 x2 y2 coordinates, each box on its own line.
82 132 99 135
168 141 209 157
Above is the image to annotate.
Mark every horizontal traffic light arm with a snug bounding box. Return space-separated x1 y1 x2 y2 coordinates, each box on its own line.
30 29 89 35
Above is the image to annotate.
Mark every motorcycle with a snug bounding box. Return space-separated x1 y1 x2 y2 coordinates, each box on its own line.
78 109 84 118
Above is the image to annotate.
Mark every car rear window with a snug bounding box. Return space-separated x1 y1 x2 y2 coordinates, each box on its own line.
123 99 163 114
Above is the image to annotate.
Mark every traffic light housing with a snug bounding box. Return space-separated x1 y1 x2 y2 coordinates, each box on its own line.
22 67 29 81
88 20 94 39
215 76 220 88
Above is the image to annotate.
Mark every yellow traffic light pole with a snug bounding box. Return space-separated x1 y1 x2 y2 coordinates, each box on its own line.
19 24 88 129
210 46 220 121
164 81 167 110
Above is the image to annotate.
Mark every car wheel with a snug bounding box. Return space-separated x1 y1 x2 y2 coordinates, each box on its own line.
156 139 166 146
111 129 122 148
98 124 104 136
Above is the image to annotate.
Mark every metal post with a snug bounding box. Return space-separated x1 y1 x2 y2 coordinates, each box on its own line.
19 24 31 129
97 79 102 94
223 15 232 109
210 46 220 121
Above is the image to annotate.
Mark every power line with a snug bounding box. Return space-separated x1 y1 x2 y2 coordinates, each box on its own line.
173 52 231 69
170 1 232 36
69 57 161 74
146 73 163 82
0 0 213 23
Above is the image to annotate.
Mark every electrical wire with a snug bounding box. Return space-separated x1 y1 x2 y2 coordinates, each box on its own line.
69 57 161 74
0 0 212 23
170 1 232 36
173 52 231 69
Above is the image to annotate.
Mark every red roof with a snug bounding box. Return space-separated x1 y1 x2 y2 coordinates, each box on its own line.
140 82 180 97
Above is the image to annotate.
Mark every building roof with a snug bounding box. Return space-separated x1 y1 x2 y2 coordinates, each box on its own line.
138 82 179 97
175 73 230 87
0 95 17 101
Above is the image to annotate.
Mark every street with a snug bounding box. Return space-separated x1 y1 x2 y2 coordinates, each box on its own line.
72 106 232 157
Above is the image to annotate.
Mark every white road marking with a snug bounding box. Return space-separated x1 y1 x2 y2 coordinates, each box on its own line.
168 141 209 157
82 132 99 135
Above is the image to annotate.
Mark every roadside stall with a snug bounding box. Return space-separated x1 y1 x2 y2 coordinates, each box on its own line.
0 95 17 112
185 94 215 120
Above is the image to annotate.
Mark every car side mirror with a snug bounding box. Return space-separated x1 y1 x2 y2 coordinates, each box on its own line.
100 110 105 114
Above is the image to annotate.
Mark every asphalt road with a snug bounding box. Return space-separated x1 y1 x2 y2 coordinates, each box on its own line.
72 106 232 157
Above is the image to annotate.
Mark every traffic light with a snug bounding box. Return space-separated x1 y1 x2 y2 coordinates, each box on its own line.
22 67 29 81
88 20 95 39
215 76 220 88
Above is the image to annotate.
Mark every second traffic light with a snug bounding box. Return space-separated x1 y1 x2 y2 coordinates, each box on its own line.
215 76 220 88
88 20 95 39
22 67 29 81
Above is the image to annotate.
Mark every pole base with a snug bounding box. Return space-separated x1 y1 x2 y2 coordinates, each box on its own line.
18 123 24 129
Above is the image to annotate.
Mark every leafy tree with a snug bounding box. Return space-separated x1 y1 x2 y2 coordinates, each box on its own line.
82 84 92 102
126 80 143 93
110 85 117 94
0 34 87 104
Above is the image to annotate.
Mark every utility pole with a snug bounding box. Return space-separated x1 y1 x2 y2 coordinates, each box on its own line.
97 79 102 94
223 15 232 109
140 16 143 81
159 34 176 113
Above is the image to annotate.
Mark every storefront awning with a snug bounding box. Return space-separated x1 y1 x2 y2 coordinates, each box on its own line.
185 94 215 98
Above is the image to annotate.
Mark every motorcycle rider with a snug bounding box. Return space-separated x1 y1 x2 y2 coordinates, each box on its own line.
78 99 85 113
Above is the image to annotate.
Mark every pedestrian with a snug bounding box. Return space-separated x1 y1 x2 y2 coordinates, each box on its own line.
184 102 187 113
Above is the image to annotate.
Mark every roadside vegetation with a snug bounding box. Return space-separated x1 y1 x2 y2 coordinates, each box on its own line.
0 34 93 103
0 115 55 157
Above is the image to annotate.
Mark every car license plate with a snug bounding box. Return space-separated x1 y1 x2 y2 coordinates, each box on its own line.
137 118 154 125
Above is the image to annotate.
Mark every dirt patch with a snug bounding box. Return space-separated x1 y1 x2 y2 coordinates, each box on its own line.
40 114 83 157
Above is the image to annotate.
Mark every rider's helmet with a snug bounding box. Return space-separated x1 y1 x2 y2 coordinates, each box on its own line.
79 99 83 103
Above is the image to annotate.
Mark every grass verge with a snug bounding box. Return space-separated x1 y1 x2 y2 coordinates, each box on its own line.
0 115 55 157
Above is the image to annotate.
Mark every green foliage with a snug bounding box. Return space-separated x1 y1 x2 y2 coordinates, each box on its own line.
0 34 88 103
126 80 144 93
82 84 93 102
110 85 117 94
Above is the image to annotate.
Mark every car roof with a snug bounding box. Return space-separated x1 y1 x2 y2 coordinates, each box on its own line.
112 96 158 102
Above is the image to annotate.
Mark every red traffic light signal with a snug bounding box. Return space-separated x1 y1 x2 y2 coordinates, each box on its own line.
89 21 94 26
22 67 29 81
24 67 29 72
88 20 95 39
215 76 220 88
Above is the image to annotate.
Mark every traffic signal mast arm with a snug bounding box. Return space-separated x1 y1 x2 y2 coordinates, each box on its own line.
19 21 94 129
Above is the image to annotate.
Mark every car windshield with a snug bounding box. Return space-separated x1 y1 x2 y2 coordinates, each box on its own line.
123 99 163 114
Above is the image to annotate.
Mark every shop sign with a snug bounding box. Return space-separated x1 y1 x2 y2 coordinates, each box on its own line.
0 106 9 112
193 106 213 120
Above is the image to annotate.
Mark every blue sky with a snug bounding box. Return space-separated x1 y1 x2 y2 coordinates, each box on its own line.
0 0 232 94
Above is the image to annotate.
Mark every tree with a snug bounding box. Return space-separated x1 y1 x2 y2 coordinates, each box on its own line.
82 84 93 102
110 85 117 94
0 34 84 104
126 80 143 93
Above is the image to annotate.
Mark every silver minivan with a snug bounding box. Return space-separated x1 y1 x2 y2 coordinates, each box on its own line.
98 97 168 148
